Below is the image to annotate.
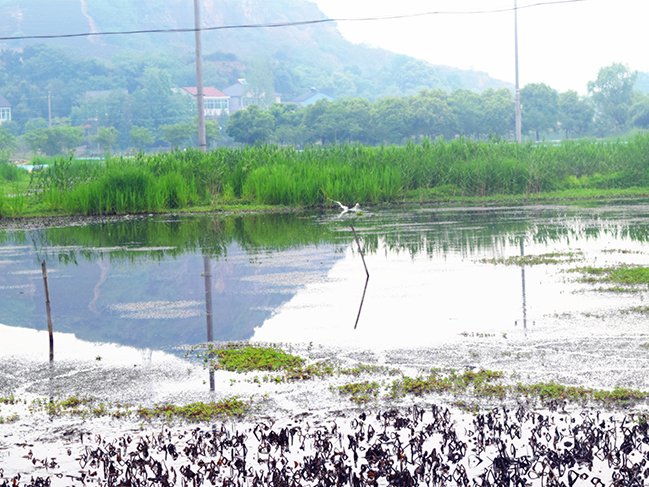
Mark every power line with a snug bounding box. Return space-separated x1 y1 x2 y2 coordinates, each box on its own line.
0 0 586 42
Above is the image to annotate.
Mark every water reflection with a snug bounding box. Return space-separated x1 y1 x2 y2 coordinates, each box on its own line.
1 204 649 354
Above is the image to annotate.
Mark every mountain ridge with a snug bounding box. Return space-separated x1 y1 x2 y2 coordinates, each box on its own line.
0 0 512 99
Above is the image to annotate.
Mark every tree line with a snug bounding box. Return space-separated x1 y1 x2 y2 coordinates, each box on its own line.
226 63 649 146
1 51 648 158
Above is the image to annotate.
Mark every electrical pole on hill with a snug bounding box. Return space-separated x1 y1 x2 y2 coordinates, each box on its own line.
514 0 522 144
194 0 207 152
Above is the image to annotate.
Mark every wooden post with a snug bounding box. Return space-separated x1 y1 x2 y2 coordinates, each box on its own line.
41 261 54 362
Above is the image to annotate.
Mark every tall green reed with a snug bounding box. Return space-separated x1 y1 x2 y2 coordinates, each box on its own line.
27 134 649 215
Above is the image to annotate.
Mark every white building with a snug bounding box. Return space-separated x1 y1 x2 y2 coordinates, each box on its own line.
180 87 230 118
0 95 11 125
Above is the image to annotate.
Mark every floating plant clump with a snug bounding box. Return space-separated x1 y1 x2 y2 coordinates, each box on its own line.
480 251 584 266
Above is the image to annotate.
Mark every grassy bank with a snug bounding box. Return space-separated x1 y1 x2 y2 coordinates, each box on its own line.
2 135 649 217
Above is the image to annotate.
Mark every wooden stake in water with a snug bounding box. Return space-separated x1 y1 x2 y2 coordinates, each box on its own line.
41 261 54 362
350 224 370 329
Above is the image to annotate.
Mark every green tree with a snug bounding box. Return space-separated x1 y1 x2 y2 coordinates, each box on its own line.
187 118 221 148
23 124 84 156
225 105 274 145
370 97 409 144
397 60 442 93
0 127 17 152
558 91 593 138
449 89 483 137
71 90 133 149
631 92 649 129
480 88 514 137
130 126 155 152
301 100 332 145
205 120 221 148
407 89 455 140
338 98 372 144
159 123 193 148
269 103 303 145
0 127 17 162
132 68 193 130
587 63 638 132
521 83 559 141
92 127 118 153
245 57 275 109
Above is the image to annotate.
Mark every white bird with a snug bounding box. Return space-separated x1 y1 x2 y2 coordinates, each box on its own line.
332 200 360 217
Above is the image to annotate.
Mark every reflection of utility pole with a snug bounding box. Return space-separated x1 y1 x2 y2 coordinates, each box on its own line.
193 0 207 152
48 91 52 128
203 254 215 391
514 0 522 143
41 261 54 362
520 240 527 332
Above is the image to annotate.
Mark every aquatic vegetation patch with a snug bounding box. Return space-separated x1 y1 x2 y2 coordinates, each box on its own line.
336 381 381 404
601 249 642 255
0 394 20 405
480 251 584 266
137 397 249 421
626 306 649 314
0 413 19 424
390 369 506 398
194 343 305 373
514 382 645 405
569 264 649 290
190 342 337 382
459 331 495 338
190 343 396 383
338 363 400 376
26 395 134 419
388 368 646 406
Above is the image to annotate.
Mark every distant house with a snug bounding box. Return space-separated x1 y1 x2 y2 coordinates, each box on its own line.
180 87 230 118
222 79 281 114
292 88 335 108
0 95 11 125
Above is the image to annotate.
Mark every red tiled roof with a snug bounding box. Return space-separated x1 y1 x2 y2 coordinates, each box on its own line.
183 87 228 98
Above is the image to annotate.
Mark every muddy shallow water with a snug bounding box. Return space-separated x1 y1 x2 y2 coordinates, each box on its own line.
3 203 649 484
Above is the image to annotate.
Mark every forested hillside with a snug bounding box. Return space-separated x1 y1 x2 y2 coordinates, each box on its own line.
0 0 508 102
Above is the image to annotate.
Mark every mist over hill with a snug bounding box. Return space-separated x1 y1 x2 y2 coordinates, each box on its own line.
0 0 511 99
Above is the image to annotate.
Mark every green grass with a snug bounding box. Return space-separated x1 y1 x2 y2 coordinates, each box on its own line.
202 343 306 373
3 135 649 217
137 397 249 421
337 381 381 404
388 368 646 406
481 251 584 266
569 264 649 290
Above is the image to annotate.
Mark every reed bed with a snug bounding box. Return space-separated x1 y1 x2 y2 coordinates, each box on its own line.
5 135 648 217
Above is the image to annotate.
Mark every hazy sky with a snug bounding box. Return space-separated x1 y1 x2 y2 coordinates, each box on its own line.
312 0 649 94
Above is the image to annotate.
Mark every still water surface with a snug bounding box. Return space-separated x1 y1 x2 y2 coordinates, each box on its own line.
2 203 649 402
2 204 649 349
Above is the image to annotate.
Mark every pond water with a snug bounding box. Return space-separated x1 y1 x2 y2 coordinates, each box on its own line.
2 204 649 352
3 203 649 483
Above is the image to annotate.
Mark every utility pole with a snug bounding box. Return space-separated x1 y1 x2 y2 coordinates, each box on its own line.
193 0 207 152
514 0 522 143
48 91 52 128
